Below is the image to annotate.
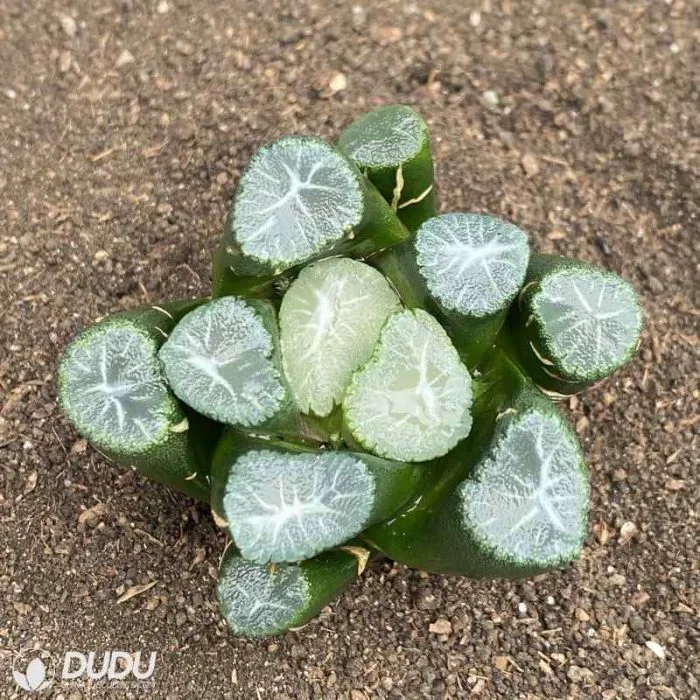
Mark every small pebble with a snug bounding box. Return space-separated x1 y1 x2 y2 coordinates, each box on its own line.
612 468 627 482
645 640 666 659
575 607 590 622
428 618 452 635
329 72 347 93
619 521 638 544
521 153 540 177
116 49 135 68
60 15 77 38
351 5 366 27
480 90 500 108
59 51 72 73
416 589 441 610
493 656 508 671
375 26 403 43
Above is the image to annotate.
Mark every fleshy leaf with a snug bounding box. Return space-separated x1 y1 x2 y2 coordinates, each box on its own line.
343 309 473 462
58 320 177 453
233 136 363 267
415 213 530 317
462 408 589 566
217 556 308 637
338 105 426 169
159 297 286 427
280 257 400 416
530 267 643 382
223 449 375 563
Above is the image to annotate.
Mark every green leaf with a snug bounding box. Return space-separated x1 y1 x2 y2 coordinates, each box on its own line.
159 297 288 428
365 351 590 578
461 407 589 569
232 136 364 267
375 213 531 369
279 257 400 416
415 213 530 318
60 319 177 454
57 301 213 500
343 308 473 462
212 136 410 296
338 104 437 232
508 254 643 393
217 547 359 637
222 449 375 563
210 432 427 563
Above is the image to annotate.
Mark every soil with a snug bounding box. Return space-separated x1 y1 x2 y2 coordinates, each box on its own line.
1 0 698 698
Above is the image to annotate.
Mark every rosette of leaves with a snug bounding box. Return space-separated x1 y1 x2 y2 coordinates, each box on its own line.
58 105 643 639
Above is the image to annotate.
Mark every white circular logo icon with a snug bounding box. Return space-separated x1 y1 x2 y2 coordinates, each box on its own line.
12 649 54 693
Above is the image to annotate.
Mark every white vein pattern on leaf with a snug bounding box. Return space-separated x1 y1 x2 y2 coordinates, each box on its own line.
224 449 375 563
344 309 473 462
159 297 285 426
61 324 171 450
463 410 587 563
533 269 642 378
343 110 424 167
234 138 363 265
280 258 400 416
415 213 530 316
217 557 307 634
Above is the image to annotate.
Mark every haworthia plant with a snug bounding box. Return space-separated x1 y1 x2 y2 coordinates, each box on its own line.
338 104 437 232
57 105 643 639
212 135 410 297
57 301 217 500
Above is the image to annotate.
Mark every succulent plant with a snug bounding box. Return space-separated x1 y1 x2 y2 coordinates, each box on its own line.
58 105 643 638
